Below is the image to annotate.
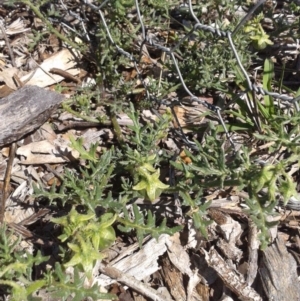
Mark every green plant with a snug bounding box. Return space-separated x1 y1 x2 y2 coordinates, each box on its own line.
52 208 116 278
244 13 273 50
117 103 172 201
132 158 169 202
34 147 116 210
166 1 254 94
31 101 180 294
117 204 182 247
179 191 213 238
0 224 49 300
225 57 278 133
43 263 116 301
19 0 82 50
171 117 299 248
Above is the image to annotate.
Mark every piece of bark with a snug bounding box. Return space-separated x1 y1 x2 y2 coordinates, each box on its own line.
246 221 259 286
259 237 300 301
96 234 169 287
165 233 201 301
203 247 262 301
98 262 173 301
0 85 64 147
161 256 186 301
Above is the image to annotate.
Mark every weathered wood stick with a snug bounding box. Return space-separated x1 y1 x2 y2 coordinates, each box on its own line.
0 142 16 222
0 85 64 147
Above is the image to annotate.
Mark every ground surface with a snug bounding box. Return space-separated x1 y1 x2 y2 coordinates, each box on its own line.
0 1 300 301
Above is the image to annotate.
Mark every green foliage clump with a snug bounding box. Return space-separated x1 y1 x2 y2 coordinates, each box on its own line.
118 204 182 247
43 263 116 301
52 208 116 277
0 224 49 300
168 1 254 94
244 13 273 50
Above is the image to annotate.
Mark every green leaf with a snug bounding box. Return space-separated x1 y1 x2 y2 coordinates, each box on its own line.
133 167 169 201
252 165 274 192
279 174 298 204
52 207 95 242
69 136 98 162
65 237 105 276
26 280 47 296
49 263 116 300
117 204 182 247
179 191 212 238
250 23 273 50
263 58 275 115
0 280 27 301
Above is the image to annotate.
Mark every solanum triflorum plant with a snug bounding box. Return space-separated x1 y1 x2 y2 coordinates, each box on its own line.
133 160 169 202
52 208 116 278
244 13 273 50
121 149 169 202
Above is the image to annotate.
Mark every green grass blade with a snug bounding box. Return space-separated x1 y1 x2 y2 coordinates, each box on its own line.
263 58 275 115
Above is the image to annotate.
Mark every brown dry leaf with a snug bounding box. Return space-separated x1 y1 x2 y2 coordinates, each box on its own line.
0 67 25 90
0 157 21 181
46 34 61 55
1 147 10 157
141 110 158 123
0 57 6 68
172 98 212 128
140 54 153 64
40 123 57 143
9 35 35 67
16 138 79 164
4 181 34 225
124 68 137 81
4 18 30 36
166 232 194 275
81 129 105 149
21 48 82 87
173 106 185 128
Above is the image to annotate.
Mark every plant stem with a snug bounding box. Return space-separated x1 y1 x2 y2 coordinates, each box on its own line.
110 109 125 147
21 0 82 50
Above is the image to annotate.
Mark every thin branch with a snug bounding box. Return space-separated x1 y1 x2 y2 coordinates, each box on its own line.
0 143 17 223
98 262 173 301
0 20 16 67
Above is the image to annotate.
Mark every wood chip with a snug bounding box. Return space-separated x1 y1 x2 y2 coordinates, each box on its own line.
259 237 300 301
203 247 262 301
0 85 64 147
